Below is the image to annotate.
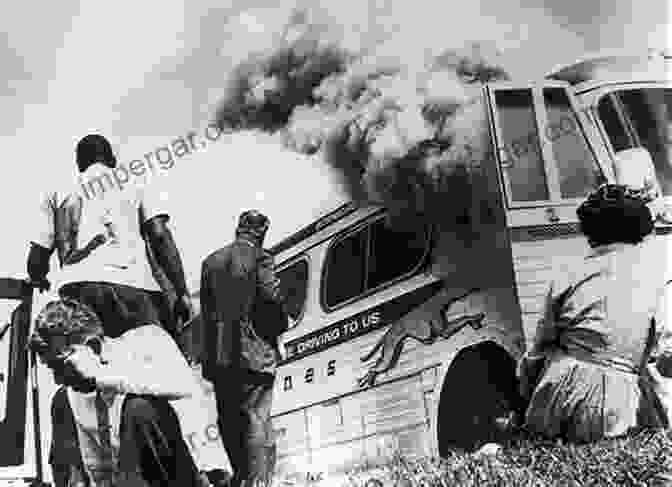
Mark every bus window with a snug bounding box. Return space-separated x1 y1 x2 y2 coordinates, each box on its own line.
597 95 633 152
543 88 601 199
323 229 367 308
493 89 550 203
366 219 428 290
598 88 672 195
277 259 309 327
323 218 429 310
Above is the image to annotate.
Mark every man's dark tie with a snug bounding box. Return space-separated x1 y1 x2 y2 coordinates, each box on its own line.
94 391 116 486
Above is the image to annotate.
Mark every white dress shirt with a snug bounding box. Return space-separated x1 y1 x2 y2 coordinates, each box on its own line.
68 324 201 486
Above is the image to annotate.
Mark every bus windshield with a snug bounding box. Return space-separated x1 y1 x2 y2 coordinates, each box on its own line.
597 87 672 195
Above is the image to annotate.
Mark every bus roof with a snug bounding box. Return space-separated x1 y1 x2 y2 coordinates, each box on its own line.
268 201 362 256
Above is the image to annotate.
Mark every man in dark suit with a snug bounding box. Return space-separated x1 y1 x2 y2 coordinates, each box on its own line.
200 210 289 487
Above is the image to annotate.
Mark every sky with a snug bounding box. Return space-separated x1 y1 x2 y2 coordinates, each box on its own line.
0 0 669 298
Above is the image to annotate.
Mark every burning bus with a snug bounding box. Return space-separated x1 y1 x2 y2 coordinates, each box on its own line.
196 49 672 484
0 50 669 486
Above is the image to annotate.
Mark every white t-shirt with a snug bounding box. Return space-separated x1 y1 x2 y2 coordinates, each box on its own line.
31 164 167 291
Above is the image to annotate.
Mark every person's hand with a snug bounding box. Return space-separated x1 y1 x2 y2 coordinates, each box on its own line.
91 233 107 247
64 344 103 381
174 293 195 325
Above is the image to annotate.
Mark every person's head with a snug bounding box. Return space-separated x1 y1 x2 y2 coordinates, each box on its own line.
76 134 117 172
235 209 270 246
576 184 654 248
29 298 104 392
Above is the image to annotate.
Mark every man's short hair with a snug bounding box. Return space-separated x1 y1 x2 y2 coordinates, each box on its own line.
76 134 117 171
236 210 270 239
30 298 104 360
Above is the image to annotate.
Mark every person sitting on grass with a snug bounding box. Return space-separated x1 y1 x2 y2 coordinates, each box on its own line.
519 184 671 443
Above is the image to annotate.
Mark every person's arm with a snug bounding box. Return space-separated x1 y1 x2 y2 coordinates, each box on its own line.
142 215 189 298
27 243 53 289
256 250 292 345
138 188 193 325
94 325 199 400
138 187 189 297
198 260 214 366
199 260 213 328
257 250 286 307
201 252 238 369
27 192 57 291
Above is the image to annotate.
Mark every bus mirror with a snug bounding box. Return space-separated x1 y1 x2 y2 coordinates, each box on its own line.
613 147 658 192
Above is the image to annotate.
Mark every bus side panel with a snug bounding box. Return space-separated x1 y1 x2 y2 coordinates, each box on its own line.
273 373 429 482
510 232 590 349
271 281 525 479
271 116 526 479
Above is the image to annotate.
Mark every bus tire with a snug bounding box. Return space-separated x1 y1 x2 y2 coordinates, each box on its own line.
436 341 521 455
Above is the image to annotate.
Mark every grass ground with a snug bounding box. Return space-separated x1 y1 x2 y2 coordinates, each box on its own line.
342 429 672 487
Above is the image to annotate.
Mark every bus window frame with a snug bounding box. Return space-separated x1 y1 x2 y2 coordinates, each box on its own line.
320 214 432 313
486 81 604 212
276 256 310 329
592 84 672 206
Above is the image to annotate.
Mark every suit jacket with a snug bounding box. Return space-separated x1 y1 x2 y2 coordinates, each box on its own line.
200 238 287 380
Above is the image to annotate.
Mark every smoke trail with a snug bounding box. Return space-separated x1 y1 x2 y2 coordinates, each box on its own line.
214 7 511 231
322 42 509 231
215 8 351 133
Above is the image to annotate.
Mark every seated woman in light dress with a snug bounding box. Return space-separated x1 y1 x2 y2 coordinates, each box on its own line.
519 184 670 442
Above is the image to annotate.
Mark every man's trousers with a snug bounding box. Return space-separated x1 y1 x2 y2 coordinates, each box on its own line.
213 369 276 487
50 388 202 487
58 281 176 339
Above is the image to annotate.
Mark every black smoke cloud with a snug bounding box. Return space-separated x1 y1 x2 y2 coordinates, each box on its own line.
215 8 510 232
215 9 351 133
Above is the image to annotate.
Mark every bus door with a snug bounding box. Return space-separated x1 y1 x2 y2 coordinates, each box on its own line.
484 82 606 344
0 279 34 471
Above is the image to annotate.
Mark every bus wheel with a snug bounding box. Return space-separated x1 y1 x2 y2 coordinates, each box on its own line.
436 341 521 456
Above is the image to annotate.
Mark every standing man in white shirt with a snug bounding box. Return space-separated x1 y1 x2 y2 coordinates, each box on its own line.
25 133 231 486
26 133 193 340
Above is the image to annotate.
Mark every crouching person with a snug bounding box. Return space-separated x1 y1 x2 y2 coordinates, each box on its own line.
519 184 670 442
30 298 206 487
